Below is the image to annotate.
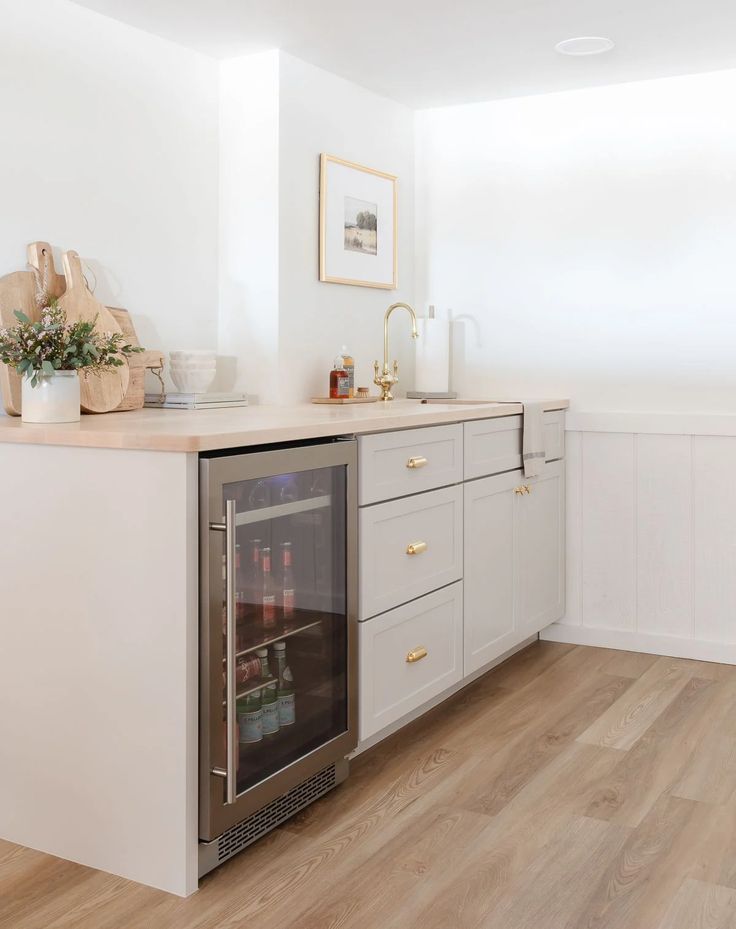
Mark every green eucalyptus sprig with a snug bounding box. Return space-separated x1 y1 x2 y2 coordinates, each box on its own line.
0 303 143 388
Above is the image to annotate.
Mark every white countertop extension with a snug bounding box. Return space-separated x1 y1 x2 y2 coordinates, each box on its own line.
0 398 568 452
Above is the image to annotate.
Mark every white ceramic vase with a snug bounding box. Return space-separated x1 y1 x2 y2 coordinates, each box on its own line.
21 370 81 424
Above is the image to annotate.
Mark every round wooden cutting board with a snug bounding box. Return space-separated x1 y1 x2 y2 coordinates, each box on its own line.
57 251 129 413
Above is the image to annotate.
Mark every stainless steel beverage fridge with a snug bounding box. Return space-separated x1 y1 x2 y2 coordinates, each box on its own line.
199 439 358 875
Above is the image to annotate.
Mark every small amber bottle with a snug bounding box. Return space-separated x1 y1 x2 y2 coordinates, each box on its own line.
329 354 350 399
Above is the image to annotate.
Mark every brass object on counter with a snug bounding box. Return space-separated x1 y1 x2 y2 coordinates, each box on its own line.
373 302 419 401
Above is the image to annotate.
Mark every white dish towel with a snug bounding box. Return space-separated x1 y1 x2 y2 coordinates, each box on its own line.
522 401 546 477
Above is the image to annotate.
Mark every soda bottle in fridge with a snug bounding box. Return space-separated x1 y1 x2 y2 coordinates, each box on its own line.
237 690 263 744
257 647 280 737
245 539 261 610
273 641 295 726
280 541 295 630
260 547 277 632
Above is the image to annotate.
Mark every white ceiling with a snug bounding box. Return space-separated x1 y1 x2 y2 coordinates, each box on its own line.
71 0 736 108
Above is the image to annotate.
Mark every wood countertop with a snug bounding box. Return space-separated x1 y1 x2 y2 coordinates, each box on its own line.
0 398 569 453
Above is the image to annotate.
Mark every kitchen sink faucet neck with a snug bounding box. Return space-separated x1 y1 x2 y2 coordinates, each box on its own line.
374 302 419 402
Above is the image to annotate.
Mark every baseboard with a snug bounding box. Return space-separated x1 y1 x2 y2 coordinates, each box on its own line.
541 623 736 666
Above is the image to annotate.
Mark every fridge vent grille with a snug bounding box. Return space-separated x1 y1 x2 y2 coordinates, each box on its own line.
216 763 338 863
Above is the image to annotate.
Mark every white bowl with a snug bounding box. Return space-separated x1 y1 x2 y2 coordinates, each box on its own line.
170 361 217 372
170 368 216 394
170 349 216 361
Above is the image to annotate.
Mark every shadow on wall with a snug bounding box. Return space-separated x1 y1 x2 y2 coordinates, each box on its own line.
449 314 485 392
214 356 238 394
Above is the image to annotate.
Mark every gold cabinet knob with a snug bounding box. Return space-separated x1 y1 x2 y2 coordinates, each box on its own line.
525 484 532 494
406 456 428 469
406 541 428 556
406 646 428 663
514 486 525 495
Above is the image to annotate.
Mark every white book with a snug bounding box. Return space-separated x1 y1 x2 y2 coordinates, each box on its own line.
144 391 248 411
144 392 246 404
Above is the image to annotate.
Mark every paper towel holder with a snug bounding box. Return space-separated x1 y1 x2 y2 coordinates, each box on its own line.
408 304 456 399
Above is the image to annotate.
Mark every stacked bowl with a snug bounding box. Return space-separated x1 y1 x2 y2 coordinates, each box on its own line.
169 350 217 394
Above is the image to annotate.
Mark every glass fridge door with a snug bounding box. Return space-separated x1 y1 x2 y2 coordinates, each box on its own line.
201 442 357 838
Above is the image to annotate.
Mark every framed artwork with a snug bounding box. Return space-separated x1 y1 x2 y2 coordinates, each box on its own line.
319 153 397 289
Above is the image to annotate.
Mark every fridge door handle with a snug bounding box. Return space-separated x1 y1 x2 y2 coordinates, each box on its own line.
211 499 238 804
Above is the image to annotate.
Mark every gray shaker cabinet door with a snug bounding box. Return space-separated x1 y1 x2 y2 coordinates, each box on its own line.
463 460 565 675
464 470 519 674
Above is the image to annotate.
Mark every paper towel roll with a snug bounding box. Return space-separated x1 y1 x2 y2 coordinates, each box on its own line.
414 317 450 394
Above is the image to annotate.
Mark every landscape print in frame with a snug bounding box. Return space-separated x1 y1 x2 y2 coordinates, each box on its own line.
319 154 398 289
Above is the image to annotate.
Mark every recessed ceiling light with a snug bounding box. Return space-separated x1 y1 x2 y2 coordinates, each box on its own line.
555 36 615 56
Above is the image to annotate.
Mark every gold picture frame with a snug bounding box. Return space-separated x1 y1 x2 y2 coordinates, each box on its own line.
319 153 398 289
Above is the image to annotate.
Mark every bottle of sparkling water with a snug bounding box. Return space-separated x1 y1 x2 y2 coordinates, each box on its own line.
237 690 262 744
257 647 280 737
273 641 295 726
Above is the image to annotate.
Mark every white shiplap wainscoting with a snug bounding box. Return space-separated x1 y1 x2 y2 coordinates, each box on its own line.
542 414 736 663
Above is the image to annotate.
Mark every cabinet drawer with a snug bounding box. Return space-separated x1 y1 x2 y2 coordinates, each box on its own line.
464 411 565 480
359 424 462 505
359 484 463 619
359 583 463 741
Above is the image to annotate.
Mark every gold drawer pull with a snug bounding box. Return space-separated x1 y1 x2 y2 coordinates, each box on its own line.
514 485 532 495
406 646 428 663
406 456 428 469
406 541 428 556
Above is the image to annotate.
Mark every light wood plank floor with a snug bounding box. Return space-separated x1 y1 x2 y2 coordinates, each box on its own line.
3 642 736 929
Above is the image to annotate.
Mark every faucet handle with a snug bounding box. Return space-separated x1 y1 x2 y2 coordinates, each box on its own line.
393 359 399 378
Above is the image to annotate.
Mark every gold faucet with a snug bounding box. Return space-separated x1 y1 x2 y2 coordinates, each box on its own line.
373 302 419 401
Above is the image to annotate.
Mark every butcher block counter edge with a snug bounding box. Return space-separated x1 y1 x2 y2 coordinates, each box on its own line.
0 399 569 453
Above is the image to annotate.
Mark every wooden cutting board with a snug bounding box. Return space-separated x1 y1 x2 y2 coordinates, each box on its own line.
108 307 164 412
0 271 38 416
27 241 66 301
0 243 67 416
58 251 129 413
108 307 138 345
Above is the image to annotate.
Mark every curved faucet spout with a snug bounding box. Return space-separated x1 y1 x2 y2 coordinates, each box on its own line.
383 302 419 373
374 302 419 401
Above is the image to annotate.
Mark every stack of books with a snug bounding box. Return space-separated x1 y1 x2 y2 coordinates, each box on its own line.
144 392 248 411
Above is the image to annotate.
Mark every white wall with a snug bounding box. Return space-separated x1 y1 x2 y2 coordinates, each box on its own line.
218 52 417 404
1 7 416 409
415 69 736 413
0 0 219 394
278 54 416 402
218 51 280 401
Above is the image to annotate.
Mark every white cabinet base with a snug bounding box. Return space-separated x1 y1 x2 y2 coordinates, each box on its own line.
0 445 200 897
357 412 566 753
